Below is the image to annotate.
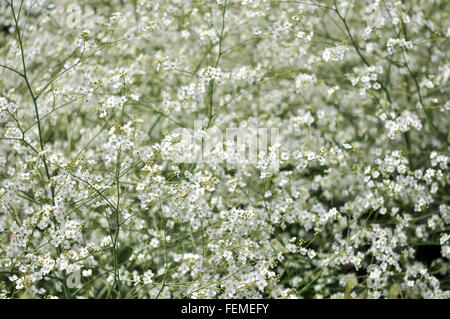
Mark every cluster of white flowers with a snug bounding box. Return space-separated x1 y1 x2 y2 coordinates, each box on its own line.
0 97 17 123
199 66 225 85
0 0 448 300
387 37 413 54
383 111 423 139
322 45 347 63
295 73 317 90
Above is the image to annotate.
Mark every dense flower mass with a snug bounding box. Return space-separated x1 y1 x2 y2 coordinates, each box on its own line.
0 0 449 299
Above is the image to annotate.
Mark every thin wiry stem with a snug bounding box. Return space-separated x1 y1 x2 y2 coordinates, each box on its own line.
0 64 24 77
206 0 227 129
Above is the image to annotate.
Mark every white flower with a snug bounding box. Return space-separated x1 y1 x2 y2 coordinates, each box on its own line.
142 270 154 285
322 45 347 62
82 269 92 277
